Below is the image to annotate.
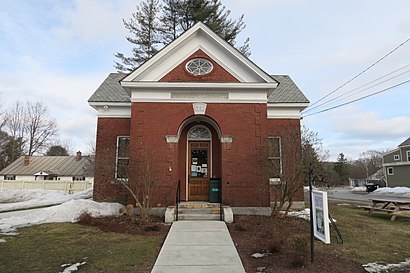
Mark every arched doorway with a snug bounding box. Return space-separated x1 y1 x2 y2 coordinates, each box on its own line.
177 117 222 202
187 125 212 201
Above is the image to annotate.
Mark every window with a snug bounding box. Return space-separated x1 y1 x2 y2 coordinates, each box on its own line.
116 136 130 179
387 167 394 175
188 125 211 140
4 175 15 180
185 58 213 76
72 176 85 181
394 154 400 161
407 151 410 161
268 137 282 178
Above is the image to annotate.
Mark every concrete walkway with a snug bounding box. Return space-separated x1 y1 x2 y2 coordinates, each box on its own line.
151 221 245 273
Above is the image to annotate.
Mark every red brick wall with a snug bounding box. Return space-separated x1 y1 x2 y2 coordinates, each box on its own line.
93 118 131 203
93 106 303 207
265 119 304 203
159 49 240 83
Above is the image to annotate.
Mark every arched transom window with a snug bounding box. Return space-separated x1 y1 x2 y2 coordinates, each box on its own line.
188 125 211 140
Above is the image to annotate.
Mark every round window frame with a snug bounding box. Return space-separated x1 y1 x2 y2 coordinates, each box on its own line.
185 58 214 76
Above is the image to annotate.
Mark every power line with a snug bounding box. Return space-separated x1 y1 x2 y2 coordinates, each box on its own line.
302 79 410 118
303 37 410 114
303 64 410 113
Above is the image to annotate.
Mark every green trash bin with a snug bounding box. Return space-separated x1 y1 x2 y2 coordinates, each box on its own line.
209 178 220 203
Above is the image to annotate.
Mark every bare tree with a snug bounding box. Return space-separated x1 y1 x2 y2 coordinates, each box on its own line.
115 143 161 220
268 129 305 217
4 101 26 161
24 101 58 155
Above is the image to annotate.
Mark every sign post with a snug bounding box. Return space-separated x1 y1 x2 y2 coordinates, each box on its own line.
312 190 331 244
309 165 331 262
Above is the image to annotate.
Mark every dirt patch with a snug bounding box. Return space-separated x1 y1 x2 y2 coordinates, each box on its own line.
78 214 170 237
228 215 366 273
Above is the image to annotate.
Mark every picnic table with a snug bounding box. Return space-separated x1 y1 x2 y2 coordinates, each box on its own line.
361 197 410 221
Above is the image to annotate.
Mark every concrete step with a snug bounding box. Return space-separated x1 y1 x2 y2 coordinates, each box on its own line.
178 208 221 214
178 202 220 209
177 213 221 221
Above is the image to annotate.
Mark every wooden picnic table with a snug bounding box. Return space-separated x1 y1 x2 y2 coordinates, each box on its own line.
364 197 410 221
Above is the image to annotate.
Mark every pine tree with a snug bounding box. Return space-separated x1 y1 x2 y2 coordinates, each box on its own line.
115 0 250 72
114 0 161 72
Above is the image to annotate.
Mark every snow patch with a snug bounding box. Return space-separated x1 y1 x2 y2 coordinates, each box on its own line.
351 187 367 192
370 187 410 198
0 239 6 243
287 208 310 221
0 199 123 234
60 261 87 273
0 188 93 212
363 258 410 272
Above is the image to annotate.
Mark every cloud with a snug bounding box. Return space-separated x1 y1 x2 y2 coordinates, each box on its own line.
51 0 135 46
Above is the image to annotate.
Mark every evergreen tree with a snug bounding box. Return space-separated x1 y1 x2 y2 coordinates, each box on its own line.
46 145 69 156
115 0 250 72
114 0 161 72
334 153 349 184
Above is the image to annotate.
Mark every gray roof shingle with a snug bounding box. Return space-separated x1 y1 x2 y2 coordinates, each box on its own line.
88 73 130 103
399 137 410 147
0 156 94 177
269 75 309 103
88 73 309 104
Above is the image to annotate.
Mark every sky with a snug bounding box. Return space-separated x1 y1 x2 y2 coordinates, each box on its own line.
0 0 409 161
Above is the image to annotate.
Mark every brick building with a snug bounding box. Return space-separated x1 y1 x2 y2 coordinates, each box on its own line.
88 22 309 209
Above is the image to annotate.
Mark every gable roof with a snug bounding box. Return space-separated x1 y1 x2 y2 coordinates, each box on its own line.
0 156 94 177
121 22 276 84
88 73 307 104
399 137 410 147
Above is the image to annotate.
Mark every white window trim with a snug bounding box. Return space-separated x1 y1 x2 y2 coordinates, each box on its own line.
394 154 400 161
116 136 130 179
407 151 410 162
387 167 394 175
268 136 282 179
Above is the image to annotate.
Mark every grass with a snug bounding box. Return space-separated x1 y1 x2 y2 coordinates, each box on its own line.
317 203 410 265
0 223 164 273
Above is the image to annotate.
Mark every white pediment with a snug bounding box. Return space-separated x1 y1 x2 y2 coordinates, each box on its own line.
121 22 277 85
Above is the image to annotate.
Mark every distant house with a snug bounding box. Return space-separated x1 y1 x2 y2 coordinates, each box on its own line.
382 137 410 187
0 152 94 182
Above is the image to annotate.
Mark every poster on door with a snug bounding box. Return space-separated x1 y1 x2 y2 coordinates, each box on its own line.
312 190 330 244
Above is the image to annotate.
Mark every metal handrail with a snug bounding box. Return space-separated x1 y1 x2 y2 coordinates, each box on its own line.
219 179 223 221
175 180 180 221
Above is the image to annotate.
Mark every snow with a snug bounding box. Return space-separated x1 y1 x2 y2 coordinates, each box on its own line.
0 188 123 235
370 187 410 198
351 186 367 192
363 258 410 273
287 208 310 221
60 261 87 273
0 188 93 212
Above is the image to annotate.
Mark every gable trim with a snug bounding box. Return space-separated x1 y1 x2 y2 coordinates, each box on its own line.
121 22 276 84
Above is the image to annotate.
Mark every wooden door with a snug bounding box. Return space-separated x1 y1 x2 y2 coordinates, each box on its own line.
188 141 210 201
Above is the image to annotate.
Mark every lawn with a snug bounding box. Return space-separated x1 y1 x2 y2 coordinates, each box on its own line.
320 202 410 265
229 202 410 272
0 222 165 273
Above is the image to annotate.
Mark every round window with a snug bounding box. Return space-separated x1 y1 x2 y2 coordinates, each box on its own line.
185 58 213 76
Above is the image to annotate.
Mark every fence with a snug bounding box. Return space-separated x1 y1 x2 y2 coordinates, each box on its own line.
0 180 92 194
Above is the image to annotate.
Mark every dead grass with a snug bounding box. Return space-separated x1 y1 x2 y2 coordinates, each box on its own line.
0 222 164 273
319 203 410 265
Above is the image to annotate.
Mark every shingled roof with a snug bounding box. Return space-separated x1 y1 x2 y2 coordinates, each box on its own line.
88 73 308 104
399 137 410 147
88 73 129 103
0 155 94 177
269 75 309 103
